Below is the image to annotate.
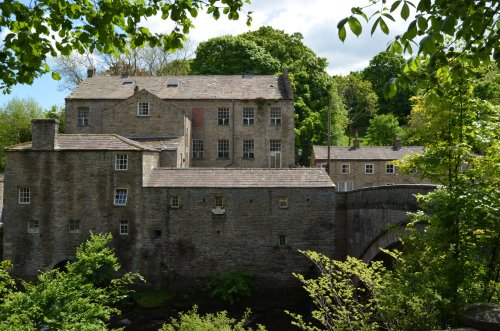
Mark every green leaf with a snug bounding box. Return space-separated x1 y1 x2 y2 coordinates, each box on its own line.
418 16 428 31
401 2 410 20
351 7 368 21
379 18 390 34
390 40 403 54
371 17 381 35
338 25 347 42
417 0 431 12
383 78 398 98
51 71 61 80
390 1 401 12
348 16 362 36
383 13 396 22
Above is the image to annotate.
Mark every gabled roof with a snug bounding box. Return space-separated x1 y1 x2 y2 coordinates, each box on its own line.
144 168 335 188
133 137 182 151
313 145 424 161
6 134 158 151
66 75 289 100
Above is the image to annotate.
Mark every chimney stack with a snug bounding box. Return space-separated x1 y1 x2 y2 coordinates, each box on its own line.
32 119 59 151
87 67 96 78
353 130 360 149
393 135 401 150
134 85 139 94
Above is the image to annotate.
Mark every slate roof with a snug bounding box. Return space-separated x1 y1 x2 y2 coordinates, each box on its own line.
313 145 424 161
132 137 181 151
66 75 288 100
144 168 334 188
7 134 158 151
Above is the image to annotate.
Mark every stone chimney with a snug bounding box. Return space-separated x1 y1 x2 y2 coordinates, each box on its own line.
280 69 294 100
353 130 360 149
32 119 59 151
134 85 139 94
393 135 401 150
87 67 96 78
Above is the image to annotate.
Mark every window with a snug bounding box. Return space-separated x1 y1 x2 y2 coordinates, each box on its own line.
365 164 374 174
217 139 229 159
243 140 254 159
68 220 80 233
115 154 128 171
218 107 230 125
137 102 150 116
171 196 179 208
386 163 395 174
77 107 89 126
119 220 129 235
28 220 39 233
279 197 288 209
192 139 204 159
154 230 162 238
18 187 30 204
270 107 281 126
243 108 254 125
270 139 281 152
337 181 353 192
279 235 287 246
114 189 128 206
341 164 350 174
215 196 224 208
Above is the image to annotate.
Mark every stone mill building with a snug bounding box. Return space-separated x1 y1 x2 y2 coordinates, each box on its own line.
2 72 434 290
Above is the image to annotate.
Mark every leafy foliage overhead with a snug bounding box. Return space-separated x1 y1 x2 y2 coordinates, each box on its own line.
0 0 251 92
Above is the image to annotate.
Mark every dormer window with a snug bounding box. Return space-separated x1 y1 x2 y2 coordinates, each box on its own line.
137 102 150 116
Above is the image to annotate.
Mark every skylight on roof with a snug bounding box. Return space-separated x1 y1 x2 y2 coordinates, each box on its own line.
167 79 179 87
123 79 135 85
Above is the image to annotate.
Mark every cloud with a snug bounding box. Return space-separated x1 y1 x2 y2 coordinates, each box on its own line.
144 0 411 75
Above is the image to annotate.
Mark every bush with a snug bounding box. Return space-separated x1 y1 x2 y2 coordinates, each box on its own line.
206 270 255 305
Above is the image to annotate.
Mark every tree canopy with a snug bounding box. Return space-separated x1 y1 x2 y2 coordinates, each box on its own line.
0 0 251 93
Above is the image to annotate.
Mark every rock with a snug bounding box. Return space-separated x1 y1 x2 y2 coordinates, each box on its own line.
462 303 500 331
116 318 132 327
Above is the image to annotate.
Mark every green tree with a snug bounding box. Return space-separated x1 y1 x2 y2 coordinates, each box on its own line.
0 0 250 92
361 52 413 122
334 72 379 143
45 105 66 133
0 97 45 170
366 113 402 146
191 36 280 75
0 233 143 330
160 306 266 331
157 59 192 76
287 251 386 331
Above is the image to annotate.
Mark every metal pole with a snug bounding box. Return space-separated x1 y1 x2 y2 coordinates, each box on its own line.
327 106 331 176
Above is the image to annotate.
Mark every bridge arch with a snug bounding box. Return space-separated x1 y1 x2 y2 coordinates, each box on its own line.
53 259 73 272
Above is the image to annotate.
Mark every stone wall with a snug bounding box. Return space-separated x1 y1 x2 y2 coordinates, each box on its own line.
3 150 147 278
137 186 335 285
335 185 436 261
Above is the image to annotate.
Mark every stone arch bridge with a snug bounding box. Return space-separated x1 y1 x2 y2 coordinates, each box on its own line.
335 184 437 263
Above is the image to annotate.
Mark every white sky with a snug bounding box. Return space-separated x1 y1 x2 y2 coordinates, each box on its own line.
0 0 410 109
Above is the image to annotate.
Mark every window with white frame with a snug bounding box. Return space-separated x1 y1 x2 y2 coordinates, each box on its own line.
119 220 129 235
171 195 179 208
217 139 229 159
77 107 89 126
337 181 353 192
114 189 128 206
27 220 39 233
279 197 288 209
192 139 204 159
386 163 395 174
243 108 254 125
215 196 224 208
341 164 350 174
243 140 254 159
279 235 287 246
365 164 374 174
115 154 128 171
218 107 230 125
68 220 80 233
18 187 30 204
270 107 282 126
137 102 150 116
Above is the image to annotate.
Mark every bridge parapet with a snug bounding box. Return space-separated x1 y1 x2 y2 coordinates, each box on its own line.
335 184 437 262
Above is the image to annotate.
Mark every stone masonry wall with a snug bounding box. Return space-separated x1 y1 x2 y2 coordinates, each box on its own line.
138 186 335 286
3 150 147 278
